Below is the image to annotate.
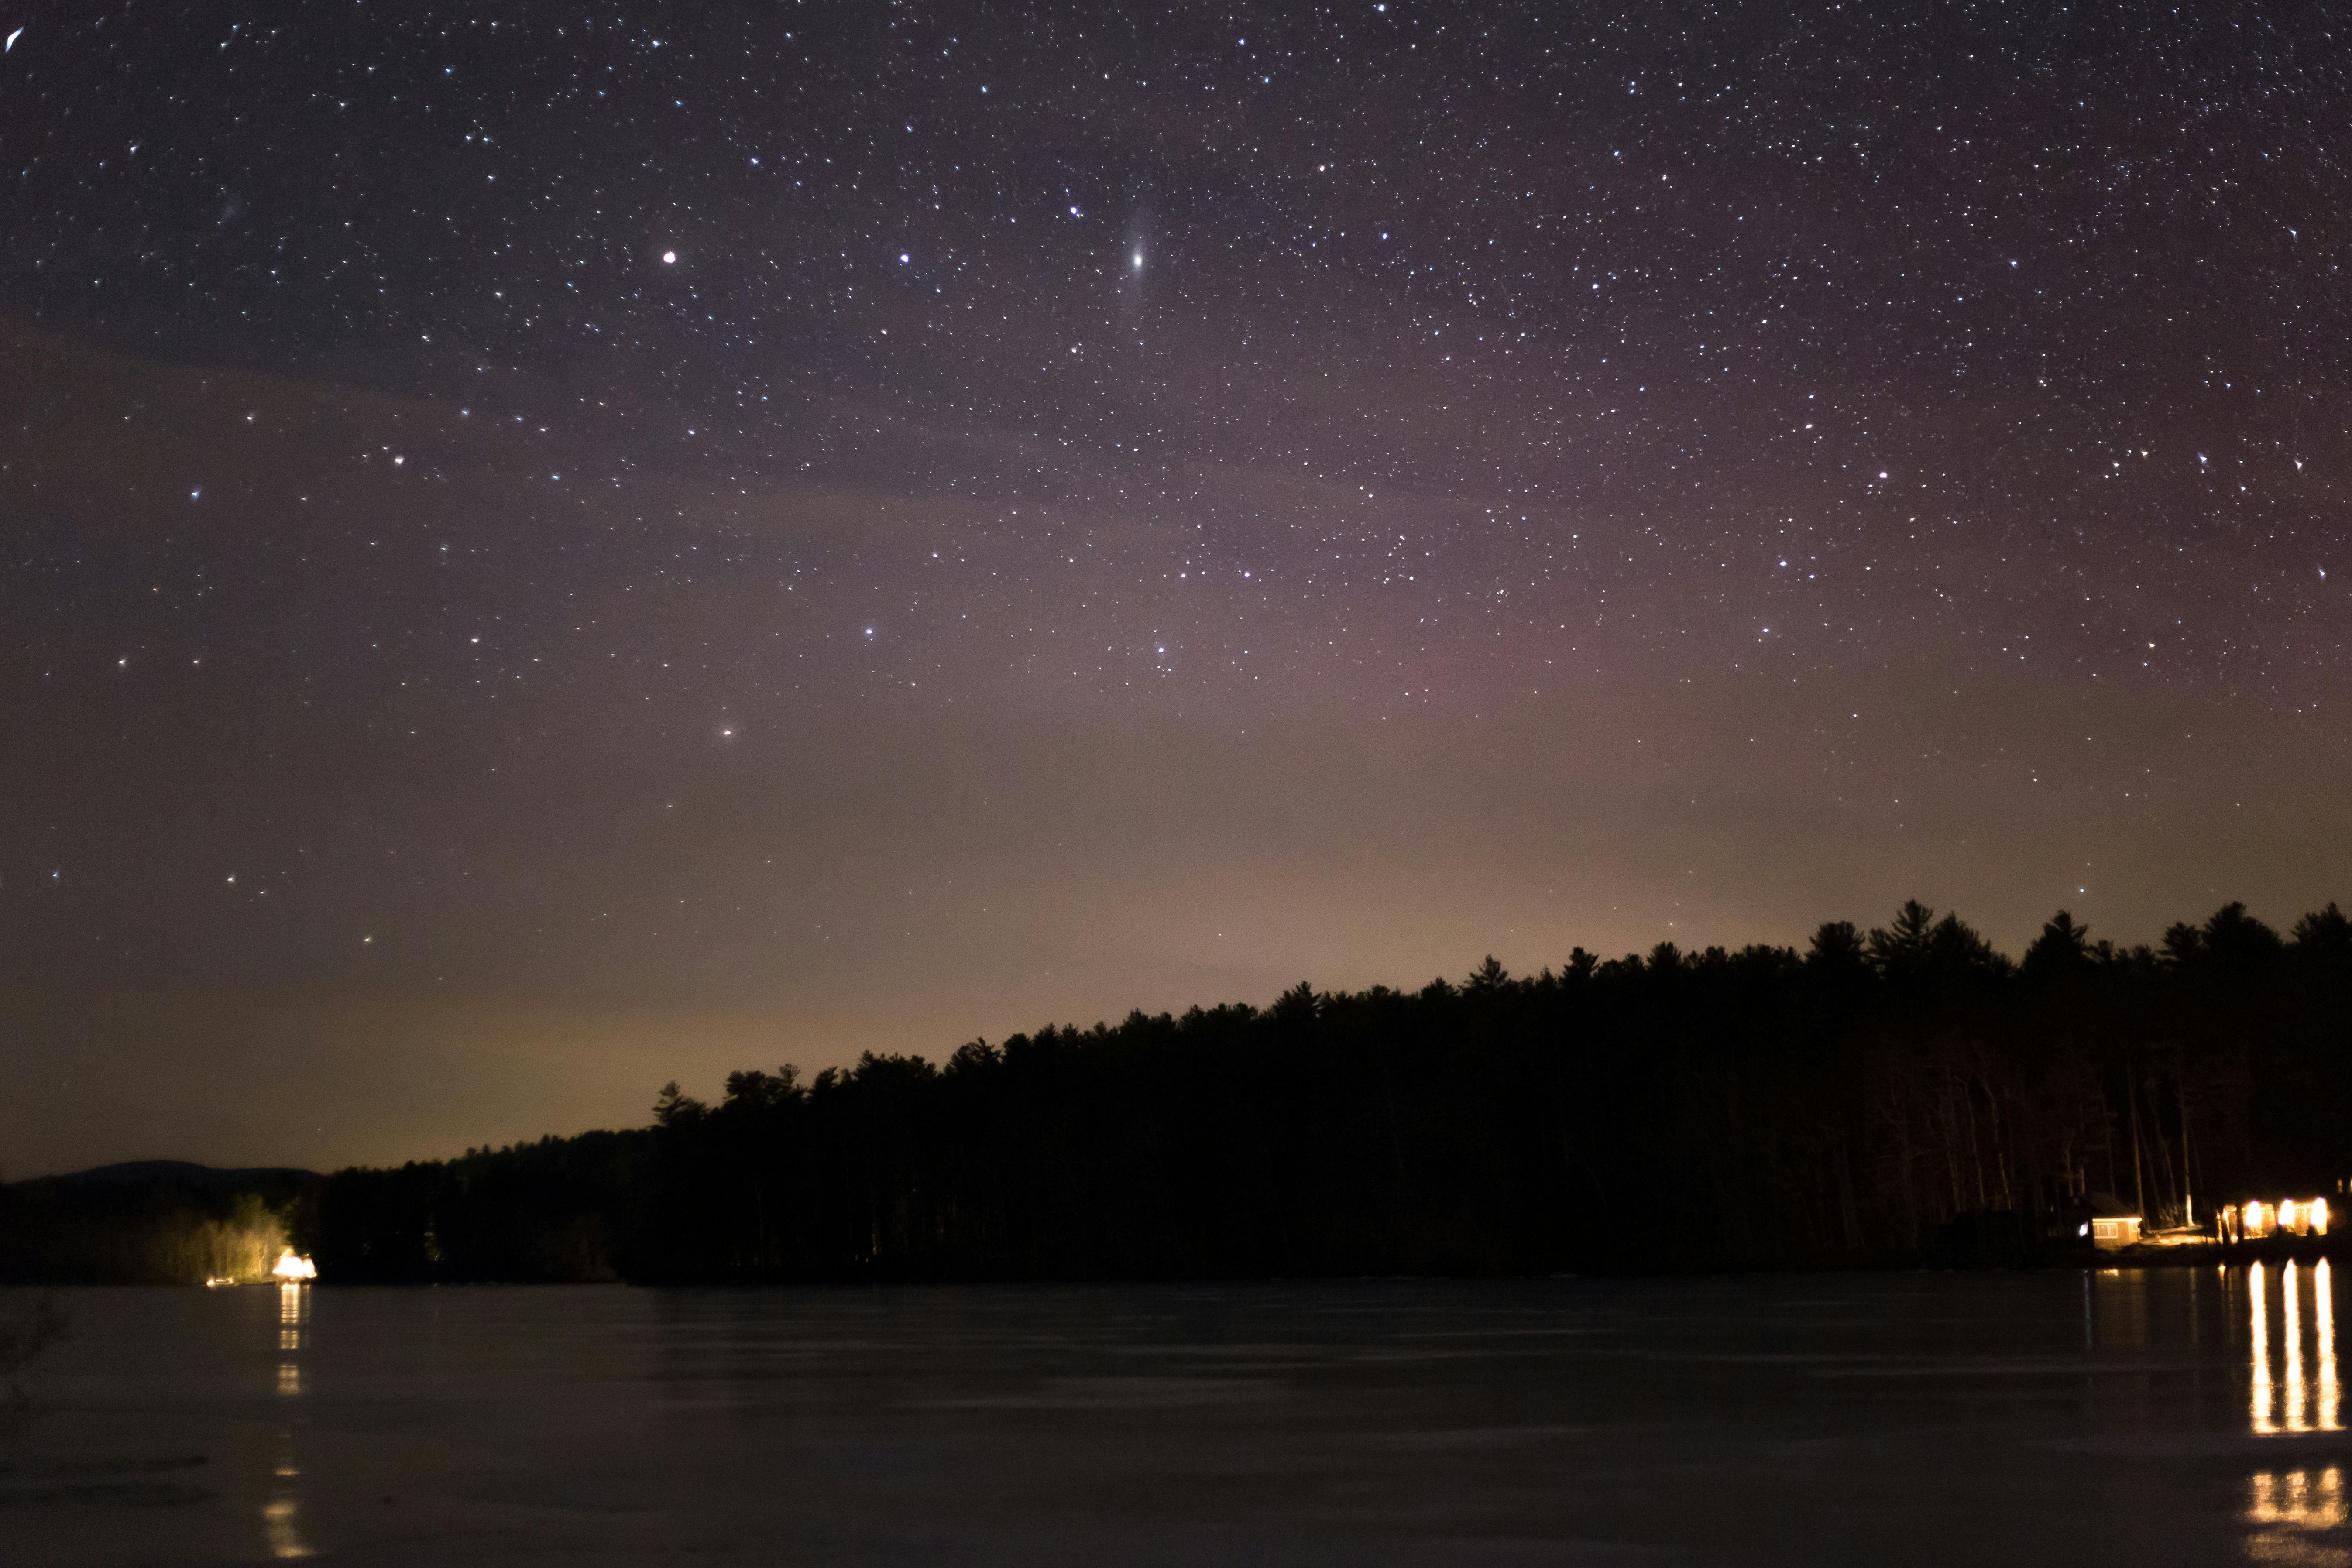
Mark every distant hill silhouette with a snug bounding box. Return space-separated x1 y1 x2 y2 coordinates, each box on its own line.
51 1160 321 1188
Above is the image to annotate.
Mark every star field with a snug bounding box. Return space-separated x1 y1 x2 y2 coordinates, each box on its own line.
2 1 2347 1172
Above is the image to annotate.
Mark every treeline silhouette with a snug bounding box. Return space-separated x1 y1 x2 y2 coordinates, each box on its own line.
0 1163 316 1285
295 899 2352 1283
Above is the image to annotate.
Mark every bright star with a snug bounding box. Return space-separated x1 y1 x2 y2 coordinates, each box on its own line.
661 250 676 264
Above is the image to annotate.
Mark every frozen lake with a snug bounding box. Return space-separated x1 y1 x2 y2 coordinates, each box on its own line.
6 1268 2349 1564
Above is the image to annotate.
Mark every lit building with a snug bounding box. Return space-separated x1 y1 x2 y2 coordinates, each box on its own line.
2088 1194 2143 1250
2225 1199 2330 1242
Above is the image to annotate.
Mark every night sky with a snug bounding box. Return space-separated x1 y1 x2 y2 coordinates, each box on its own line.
4 2 2347 1176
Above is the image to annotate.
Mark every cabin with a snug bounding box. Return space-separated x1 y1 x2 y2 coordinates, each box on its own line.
2226 1199 2330 1242
2088 1194 2143 1251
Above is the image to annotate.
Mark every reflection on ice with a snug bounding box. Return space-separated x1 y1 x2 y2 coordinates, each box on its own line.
277 1279 306 1397
266 1280 313 1557
261 1497 313 1560
2247 1260 2342 1437
2246 1468 2348 1566
2255 1263 2276 1434
2247 1466 2343 1527
2322 1260 2340 1433
2239 1265 2350 1568
2288 1263 2307 1432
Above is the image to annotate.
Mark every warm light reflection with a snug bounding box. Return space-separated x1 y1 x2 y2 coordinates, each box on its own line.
2253 1263 2276 1434
2287 1262 2307 1432
264 1263 313 1558
261 1496 313 1559
2322 1260 2341 1432
276 1278 307 1397
2247 1261 2344 1439
2247 1467 2347 1527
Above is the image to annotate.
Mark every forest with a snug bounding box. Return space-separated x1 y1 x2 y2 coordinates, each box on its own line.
0 1162 314 1285
296 899 2352 1283
7 899 2349 1284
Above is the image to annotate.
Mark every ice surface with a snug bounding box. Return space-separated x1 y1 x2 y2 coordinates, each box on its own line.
5 1269 2349 1565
